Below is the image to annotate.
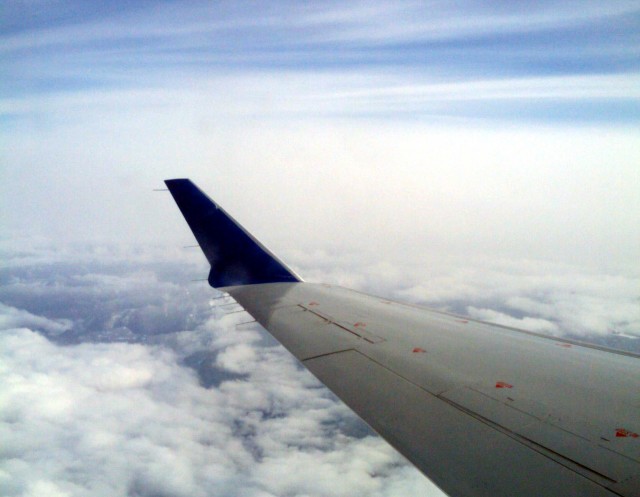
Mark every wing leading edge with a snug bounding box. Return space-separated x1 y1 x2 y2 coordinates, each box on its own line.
165 178 640 497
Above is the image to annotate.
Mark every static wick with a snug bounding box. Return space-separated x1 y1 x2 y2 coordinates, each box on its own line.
153 188 169 191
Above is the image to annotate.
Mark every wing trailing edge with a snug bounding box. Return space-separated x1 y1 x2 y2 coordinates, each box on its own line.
164 178 301 288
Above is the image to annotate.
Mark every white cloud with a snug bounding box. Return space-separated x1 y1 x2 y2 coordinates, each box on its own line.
3 0 638 52
0 319 442 497
0 238 207 269
0 302 72 335
466 306 560 334
1 238 637 497
4 71 640 120
289 251 640 340
4 116 638 273
321 74 640 104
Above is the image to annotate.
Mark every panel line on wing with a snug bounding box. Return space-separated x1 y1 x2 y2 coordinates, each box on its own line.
302 348 356 362
304 348 618 497
437 393 620 488
350 347 636 489
298 303 385 344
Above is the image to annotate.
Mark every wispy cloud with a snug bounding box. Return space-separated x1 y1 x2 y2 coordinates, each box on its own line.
2 0 639 123
5 71 638 126
4 1 639 51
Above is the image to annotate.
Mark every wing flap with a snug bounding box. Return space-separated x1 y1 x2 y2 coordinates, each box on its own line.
442 386 637 486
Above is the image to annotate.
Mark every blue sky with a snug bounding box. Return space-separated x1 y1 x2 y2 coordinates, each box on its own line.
2 0 640 122
1 1 639 269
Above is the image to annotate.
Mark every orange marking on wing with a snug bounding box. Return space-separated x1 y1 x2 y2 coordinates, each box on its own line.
616 428 639 438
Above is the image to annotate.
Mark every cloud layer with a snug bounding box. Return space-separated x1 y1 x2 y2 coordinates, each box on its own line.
1 318 440 497
1 237 638 497
1 246 446 497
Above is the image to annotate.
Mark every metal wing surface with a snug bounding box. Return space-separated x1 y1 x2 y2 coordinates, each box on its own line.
165 179 640 497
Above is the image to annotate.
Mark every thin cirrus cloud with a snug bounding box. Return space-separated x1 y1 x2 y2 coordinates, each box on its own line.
4 72 638 122
3 1 639 52
2 0 639 124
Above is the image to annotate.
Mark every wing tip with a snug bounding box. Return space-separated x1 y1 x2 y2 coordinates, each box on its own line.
164 178 302 287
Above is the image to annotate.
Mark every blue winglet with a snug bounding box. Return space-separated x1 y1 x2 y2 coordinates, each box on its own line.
165 179 301 288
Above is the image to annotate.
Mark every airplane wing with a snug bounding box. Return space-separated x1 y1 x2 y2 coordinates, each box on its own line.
165 178 640 497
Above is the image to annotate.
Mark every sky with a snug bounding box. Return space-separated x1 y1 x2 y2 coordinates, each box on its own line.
1 1 640 496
